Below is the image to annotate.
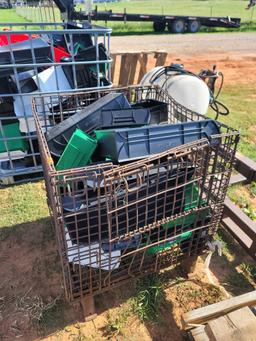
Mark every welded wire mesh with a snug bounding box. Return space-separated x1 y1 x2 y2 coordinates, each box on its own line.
0 22 111 184
33 85 239 300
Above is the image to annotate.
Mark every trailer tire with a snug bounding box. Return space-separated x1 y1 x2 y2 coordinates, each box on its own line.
187 20 201 33
168 19 185 34
153 21 166 32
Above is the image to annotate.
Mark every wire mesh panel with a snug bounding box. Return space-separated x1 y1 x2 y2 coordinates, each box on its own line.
0 22 112 184
33 85 239 300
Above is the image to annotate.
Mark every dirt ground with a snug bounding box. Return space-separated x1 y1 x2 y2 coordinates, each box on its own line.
112 32 256 85
1 32 256 341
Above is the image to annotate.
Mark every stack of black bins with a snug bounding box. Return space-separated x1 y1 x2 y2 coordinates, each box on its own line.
33 85 239 301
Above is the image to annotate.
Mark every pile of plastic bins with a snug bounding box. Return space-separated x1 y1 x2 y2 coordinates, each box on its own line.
0 21 112 185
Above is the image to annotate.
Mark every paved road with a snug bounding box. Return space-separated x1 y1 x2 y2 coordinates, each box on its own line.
111 32 256 56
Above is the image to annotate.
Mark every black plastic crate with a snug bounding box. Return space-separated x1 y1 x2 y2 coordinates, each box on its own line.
95 119 220 162
132 99 168 124
46 93 131 157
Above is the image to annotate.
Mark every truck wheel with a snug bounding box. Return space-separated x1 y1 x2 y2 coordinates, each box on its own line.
187 20 201 33
153 21 166 32
168 19 185 34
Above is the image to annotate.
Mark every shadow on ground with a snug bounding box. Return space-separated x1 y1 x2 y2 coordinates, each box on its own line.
0 220 254 341
0 218 184 341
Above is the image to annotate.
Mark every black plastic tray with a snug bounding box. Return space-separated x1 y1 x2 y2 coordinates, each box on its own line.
95 119 220 163
100 107 150 128
47 93 131 157
132 99 168 124
0 38 52 77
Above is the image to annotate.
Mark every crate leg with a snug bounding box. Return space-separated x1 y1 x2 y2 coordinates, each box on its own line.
80 296 97 322
181 255 198 275
0 176 14 186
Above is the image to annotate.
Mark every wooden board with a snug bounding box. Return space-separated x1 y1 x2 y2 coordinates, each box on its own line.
205 307 256 341
111 51 167 86
191 325 210 341
182 290 256 329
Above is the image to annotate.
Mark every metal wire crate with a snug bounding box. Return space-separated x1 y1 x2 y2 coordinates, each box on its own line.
33 85 239 302
0 21 112 184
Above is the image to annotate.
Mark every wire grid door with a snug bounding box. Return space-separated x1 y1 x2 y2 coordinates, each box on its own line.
33 85 239 300
0 22 112 184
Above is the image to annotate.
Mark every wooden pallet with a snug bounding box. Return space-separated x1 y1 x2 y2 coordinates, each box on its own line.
111 51 168 86
183 291 256 341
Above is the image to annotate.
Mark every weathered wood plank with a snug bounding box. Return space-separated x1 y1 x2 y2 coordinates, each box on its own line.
128 53 140 85
205 307 256 341
119 53 128 86
191 325 210 341
154 51 168 67
223 197 256 241
222 216 256 260
111 51 167 85
110 53 117 81
138 53 148 83
235 153 256 183
229 173 247 185
182 290 256 330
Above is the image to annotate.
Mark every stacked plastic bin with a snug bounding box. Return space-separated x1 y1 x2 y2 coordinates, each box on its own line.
33 85 239 301
0 21 112 185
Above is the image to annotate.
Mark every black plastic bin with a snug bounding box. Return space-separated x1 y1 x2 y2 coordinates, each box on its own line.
47 93 131 157
63 166 195 244
62 43 110 88
131 99 168 124
95 119 220 162
0 38 52 77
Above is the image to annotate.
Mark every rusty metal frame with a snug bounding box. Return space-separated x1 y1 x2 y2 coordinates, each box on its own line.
33 85 240 300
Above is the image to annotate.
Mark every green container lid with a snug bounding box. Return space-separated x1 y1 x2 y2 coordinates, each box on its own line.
56 129 97 171
146 231 193 255
0 122 28 154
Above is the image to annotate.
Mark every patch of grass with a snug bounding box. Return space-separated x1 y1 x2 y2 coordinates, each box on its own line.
228 182 256 221
105 306 132 338
95 0 255 21
240 262 256 283
224 271 253 295
0 181 49 229
250 182 256 198
0 9 27 23
172 280 225 311
132 273 165 322
90 0 256 34
209 83 256 161
12 1 256 34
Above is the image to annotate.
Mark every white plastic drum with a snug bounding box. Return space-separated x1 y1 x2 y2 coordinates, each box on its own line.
141 67 210 116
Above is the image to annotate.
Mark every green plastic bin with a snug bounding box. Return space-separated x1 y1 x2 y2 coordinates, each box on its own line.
146 231 193 255
0 122 28 153
146 184 210 255
56 129 97 171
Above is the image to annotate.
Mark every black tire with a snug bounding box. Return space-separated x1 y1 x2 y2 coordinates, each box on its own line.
187 20 201 33
168 19 185 34
153 21 166 32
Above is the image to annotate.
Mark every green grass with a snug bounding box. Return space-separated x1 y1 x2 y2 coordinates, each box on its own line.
95 0 253 19
6 1 256 34
133 273 165 322
0 9 27 23
90 0 256 33
0 181 49 229
209 83 256 161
